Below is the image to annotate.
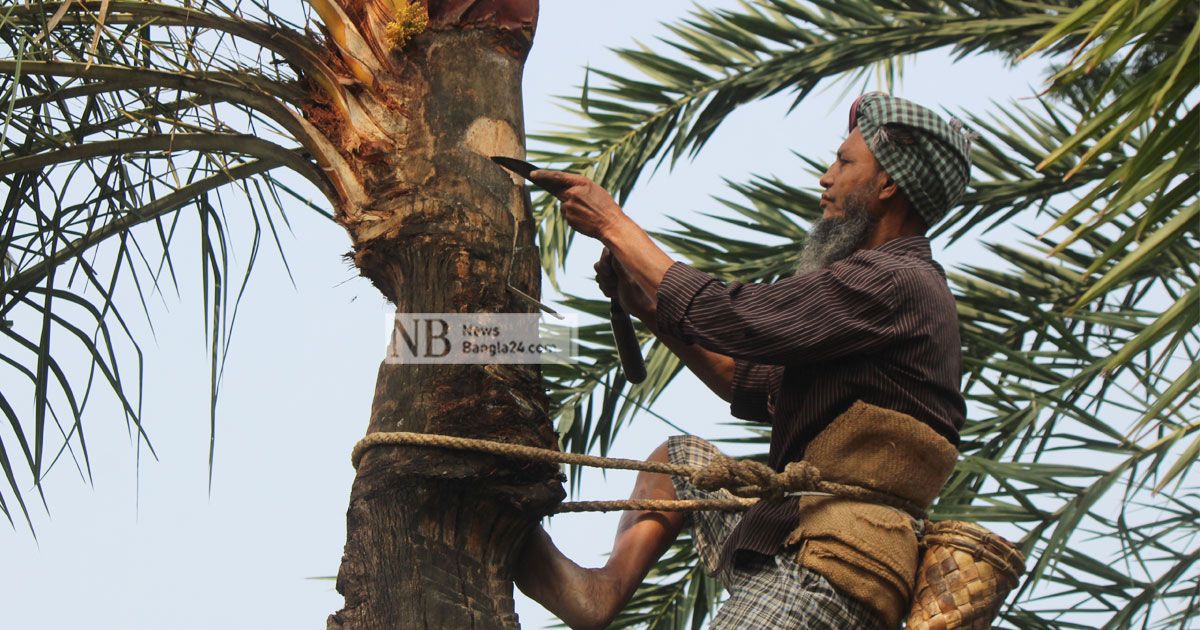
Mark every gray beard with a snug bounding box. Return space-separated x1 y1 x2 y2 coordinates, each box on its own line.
795 193 878 275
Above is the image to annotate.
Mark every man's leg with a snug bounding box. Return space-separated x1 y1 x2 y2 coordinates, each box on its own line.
515 441 685 630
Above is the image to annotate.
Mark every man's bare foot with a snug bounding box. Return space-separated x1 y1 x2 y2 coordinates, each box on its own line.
515 526 625 630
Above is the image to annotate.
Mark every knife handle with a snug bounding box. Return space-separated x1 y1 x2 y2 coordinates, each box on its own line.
610 300 646 384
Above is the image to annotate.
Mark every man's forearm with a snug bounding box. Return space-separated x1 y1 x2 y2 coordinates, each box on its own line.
599 217 674 300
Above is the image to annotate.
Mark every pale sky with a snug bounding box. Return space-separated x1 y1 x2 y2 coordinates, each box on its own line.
0 2 1048 628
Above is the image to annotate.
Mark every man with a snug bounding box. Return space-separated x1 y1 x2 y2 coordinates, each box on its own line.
516 93 973 629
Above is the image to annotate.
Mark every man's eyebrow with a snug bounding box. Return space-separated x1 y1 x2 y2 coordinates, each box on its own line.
836 149 847 161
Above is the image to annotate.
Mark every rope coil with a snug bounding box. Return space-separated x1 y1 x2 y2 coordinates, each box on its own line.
352 431 927 519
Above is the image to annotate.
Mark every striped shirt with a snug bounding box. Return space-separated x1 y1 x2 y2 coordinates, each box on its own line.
655 235 965 570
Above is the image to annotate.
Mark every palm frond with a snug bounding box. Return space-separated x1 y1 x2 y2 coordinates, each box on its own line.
0 0 338 526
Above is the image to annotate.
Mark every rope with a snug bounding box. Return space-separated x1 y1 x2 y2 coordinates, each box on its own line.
556 498 756 513
352 431 927 520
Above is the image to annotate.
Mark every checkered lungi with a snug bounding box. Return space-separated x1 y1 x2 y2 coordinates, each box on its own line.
667 435 885 629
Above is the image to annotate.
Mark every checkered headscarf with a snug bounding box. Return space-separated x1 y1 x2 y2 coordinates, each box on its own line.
848 92 974 228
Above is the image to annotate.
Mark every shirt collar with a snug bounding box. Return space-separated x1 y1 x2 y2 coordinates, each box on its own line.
873 235 932 260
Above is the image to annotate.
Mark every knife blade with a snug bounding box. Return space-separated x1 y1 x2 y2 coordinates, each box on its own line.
490 156 569 195
490 155 537 180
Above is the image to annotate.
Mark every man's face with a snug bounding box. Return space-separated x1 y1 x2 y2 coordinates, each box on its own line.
817 127 885 220
794 128 886 274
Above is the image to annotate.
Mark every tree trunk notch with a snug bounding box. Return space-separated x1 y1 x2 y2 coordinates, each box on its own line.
317 1 562 628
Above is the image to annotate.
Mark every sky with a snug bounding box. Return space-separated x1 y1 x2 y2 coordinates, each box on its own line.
0 1 1050 628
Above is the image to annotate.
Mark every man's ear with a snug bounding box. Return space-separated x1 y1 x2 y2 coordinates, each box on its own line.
877 172 900 202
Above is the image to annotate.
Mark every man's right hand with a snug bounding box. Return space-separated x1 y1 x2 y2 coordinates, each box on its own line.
595 249 657 324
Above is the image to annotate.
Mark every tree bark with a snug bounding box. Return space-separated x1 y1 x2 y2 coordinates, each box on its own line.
315 1 563 627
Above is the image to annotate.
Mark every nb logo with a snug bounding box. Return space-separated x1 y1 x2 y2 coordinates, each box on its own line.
391 317 452 358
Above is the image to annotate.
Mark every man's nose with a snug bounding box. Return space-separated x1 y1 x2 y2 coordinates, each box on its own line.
818 168 833 189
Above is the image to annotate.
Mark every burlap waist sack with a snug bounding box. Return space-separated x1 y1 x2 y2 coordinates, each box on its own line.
785 401 959 628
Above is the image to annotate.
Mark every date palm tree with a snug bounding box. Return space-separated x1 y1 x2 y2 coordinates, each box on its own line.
532 1 1198 627
0 0 561 627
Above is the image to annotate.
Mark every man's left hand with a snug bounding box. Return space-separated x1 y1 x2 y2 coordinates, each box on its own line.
529 170 626 239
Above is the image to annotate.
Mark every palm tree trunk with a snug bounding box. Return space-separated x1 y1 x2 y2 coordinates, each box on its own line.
319 2 563 627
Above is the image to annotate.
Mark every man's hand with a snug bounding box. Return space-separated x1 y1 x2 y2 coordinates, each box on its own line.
529 168 674 321
529 170 627 239
595 249 656 324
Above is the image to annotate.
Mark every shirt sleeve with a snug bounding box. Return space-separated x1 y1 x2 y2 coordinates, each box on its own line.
655 255 898 365
730 359 773 422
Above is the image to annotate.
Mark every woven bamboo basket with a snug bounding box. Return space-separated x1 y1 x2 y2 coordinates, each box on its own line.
906 520 1026 630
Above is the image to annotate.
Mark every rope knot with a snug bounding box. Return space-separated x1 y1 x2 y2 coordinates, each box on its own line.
690 457 821 500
